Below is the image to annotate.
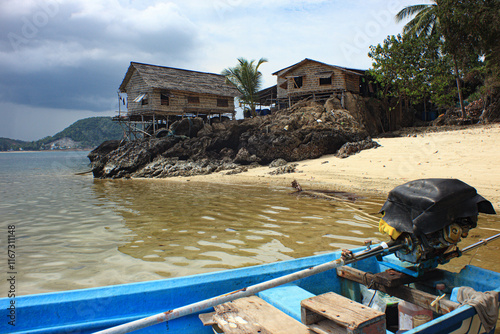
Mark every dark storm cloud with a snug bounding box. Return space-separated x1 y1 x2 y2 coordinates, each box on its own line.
0 0 200 111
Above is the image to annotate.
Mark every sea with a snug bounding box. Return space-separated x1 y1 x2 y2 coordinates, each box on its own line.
1 151 499 297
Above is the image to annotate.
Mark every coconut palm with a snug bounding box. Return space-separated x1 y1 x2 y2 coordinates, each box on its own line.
396 1 466 117
222 57 267 117
395 1 439 37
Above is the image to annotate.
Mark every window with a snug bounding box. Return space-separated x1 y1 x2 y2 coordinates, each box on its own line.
188 96 200 104
217 98 229 107
134 93 147 102
319 77 332 85
161 93 169 106
293 76 303 88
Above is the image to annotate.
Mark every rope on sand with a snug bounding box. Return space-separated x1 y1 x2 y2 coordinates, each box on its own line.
291 180 380 227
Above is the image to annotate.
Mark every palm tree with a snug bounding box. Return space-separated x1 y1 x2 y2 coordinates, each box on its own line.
222 57 268 117
395 2 438 37
396 1 466 117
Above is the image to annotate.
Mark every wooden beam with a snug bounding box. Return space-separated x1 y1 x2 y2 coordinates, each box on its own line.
336 267 460 314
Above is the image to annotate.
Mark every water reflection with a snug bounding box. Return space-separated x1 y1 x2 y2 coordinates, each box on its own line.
92 180 385 278
2 151 499 296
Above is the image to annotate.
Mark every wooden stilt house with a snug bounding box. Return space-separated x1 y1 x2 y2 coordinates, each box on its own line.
258 58 368 110
115 62 240 139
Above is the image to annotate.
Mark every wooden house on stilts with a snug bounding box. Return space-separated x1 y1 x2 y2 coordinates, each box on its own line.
115 62 240 139
257 58 370 111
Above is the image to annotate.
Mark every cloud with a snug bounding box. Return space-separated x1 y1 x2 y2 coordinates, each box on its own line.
0 0 422 140
0 102 115 141
0 0 200 111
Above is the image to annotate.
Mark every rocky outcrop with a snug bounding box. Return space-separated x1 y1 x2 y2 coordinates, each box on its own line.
88 101 379 179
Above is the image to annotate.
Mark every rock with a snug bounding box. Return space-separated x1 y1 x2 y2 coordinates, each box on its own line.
324 97 342 111
170 117 204 138
234 147 261 164
335 138 380 159
89 100 376 179
88 140 121 161
269 158 287 168
269 163 298 175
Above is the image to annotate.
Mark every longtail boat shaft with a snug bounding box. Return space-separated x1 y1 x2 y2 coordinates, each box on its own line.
462 232 500 253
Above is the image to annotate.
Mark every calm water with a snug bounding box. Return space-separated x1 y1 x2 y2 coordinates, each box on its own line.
1 151 499 297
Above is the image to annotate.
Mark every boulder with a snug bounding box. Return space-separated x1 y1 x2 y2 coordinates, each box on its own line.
89 100 378 179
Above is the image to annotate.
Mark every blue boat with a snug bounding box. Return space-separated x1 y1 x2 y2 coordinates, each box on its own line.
1 247 499 334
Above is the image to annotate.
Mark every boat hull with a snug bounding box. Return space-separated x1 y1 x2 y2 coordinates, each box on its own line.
1 247 499 334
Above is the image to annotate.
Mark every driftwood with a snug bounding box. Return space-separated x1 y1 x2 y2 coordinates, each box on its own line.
291 180 380 225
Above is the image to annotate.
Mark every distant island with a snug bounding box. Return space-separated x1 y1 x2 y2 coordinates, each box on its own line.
0 117 122 151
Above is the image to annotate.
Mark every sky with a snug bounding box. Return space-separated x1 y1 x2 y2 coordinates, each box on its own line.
0 0 427 141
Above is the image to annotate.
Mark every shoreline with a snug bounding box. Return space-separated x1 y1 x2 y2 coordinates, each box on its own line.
162 123 500 210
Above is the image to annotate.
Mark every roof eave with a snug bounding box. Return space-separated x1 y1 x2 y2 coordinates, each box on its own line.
118 62 137 92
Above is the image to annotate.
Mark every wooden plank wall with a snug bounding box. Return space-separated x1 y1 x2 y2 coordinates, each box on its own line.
126 70 150 114
345 73 360 94
276 61 361 99
125 70 234 116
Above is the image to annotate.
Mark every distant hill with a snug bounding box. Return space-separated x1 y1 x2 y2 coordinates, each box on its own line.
0 117 123 151
0 138 28 151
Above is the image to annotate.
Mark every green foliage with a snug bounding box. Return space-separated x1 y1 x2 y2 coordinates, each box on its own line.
395 1 438 37
49 117 122 148
0 117 122 151
368 34 455 109
386 0 500 119
0 138 26 151
437 0 500 97
222 57 268 116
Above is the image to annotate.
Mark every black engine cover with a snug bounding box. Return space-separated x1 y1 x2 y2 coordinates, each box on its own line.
380 178 496 235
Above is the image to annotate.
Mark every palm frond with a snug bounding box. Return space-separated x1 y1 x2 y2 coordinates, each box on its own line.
396 4 432 22
398 2 438 38
222 58 268 113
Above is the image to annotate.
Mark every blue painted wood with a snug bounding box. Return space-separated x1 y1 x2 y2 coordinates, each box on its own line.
258 284 315 320
1 247 499 334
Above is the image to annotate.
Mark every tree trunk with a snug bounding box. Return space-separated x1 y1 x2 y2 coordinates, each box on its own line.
453 57 466 118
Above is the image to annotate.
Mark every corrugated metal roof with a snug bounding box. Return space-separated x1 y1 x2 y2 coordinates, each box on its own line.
119 62 240 97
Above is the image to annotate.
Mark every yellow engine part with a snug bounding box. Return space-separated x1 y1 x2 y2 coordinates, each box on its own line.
379 219 403 240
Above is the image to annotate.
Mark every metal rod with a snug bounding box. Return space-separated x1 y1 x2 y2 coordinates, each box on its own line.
93 243 403 334
461 232 500 253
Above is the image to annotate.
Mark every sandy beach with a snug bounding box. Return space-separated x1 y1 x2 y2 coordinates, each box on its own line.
172 123 500 210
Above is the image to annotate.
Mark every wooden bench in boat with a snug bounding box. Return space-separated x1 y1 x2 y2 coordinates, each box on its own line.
200 285 386 334
301 292 386 334
200 295 314 334
199 266 461 334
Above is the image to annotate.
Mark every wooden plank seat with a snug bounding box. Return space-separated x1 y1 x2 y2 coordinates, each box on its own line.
200 295 314 334
301 292 386 334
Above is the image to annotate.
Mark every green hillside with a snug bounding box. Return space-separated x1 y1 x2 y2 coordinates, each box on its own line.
46 117 122 148
0 117 123 151
0 138 27 151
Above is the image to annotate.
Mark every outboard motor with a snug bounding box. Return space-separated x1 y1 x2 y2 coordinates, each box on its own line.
379 179 496 271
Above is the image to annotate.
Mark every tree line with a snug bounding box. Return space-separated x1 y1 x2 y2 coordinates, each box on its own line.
368 0 500 127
